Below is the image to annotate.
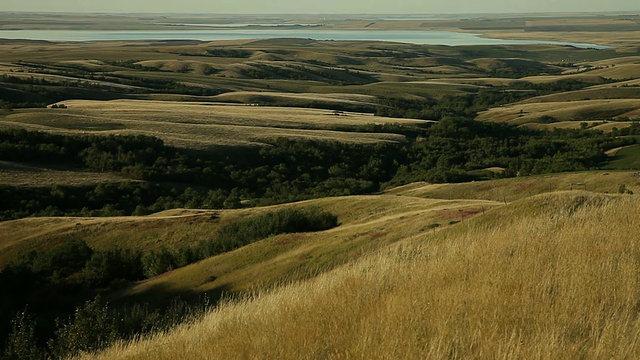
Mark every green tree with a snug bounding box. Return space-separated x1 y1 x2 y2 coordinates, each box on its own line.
2 311 43 360
49 297 117 359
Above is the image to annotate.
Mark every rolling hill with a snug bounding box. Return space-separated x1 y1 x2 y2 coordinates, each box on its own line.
0 100 428 148
82 191 640 359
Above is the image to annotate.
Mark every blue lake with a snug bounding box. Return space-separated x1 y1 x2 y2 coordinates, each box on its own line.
0 29 609 49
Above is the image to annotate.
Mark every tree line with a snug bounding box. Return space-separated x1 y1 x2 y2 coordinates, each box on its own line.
0 118 634 221
0 206 338 360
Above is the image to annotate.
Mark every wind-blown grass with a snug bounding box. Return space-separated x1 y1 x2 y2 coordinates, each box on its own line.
83 192 640 359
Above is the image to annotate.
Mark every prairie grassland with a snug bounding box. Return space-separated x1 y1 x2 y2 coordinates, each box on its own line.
476 99 640 125
385 170 640 202
0 210 215 268
519 87 640 103
211 91 378 107
84 192 640 359
476 29 640 47
574 63 640 80
0 194 499 277
604 145 640 170
1 99 424 147
0 161 129 186
117 195 500 303
524 119 638 132
522 120 609 131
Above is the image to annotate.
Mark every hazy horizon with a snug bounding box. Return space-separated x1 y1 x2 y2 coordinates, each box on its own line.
1 0 639 15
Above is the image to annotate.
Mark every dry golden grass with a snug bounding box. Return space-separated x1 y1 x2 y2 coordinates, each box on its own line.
0 194 499 277
522 120 637 132
83 192 640 359
519 73 608 84
211 91 378 106
476 99 640 125
0 99 424 147
0 161 129 187
0 210 216 268
116 195 500 303
578 64 640 80
586 56 640 67
519 87 640 104
385 170 640 202
592 121 634 132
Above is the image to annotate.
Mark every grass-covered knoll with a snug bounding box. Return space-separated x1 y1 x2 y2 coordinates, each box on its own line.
518 86 640 103
210 91 378 111
0 194 497 277
0 203 337 270
385 170 640 202
0 210 217 269
84 192 640 359
116 195 500 304
476 99 640 125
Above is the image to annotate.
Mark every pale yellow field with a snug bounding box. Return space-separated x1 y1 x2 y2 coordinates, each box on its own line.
477 99 640 125
385 170 640 202
519 87 640 103
212 91 377 104
593 121 634 132
586 55 640 67
523 120 637 132
575 63 640 80
117 195 500 303
519 73 611 84
0 161 130 187
84 192 640 359
0 99 427 147
0 210 216 268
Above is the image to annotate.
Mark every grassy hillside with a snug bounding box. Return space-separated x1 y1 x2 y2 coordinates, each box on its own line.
385 170 640 202
604 144 640 170
114 195 500 304
4 170 638 270
476 99 640 125
83 191 640 359
0 210 217 269
0 100 424 148
0 161 130 187
0 194 501 291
